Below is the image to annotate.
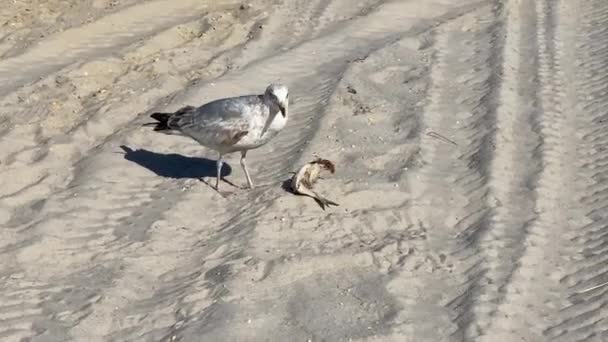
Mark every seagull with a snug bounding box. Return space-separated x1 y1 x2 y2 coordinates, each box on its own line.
146 83 289 191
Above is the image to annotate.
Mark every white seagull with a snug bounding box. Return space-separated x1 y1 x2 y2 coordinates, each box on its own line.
147 83 289 190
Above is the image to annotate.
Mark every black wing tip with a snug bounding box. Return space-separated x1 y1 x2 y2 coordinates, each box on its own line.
150 112 170 122
142 112 170 131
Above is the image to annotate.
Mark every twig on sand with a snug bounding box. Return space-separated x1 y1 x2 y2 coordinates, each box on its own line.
427 131 458 146
578 280 608 294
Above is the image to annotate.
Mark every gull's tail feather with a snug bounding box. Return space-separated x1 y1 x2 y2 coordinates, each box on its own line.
146 112 172 131
144 105 196 132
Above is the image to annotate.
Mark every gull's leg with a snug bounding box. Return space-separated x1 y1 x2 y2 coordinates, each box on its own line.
216 153 223 190
240 150 254 189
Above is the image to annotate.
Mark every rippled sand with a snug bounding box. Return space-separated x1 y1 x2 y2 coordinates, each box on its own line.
1 0 607 341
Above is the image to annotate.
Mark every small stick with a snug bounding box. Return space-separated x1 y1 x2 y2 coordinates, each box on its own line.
427 131 458 146
578 280 608 294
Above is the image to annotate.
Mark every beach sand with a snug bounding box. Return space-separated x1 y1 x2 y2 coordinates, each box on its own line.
1 0 607 341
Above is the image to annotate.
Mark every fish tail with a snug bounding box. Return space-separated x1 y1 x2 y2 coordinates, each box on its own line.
317 195 339 208
294 184 339 210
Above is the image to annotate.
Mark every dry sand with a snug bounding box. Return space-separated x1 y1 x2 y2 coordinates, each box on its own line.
1 0 607 341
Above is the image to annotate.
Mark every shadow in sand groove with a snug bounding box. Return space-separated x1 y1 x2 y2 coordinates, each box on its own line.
119 145 231 179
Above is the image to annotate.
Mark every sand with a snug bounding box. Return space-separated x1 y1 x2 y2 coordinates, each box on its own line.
0 0 607 341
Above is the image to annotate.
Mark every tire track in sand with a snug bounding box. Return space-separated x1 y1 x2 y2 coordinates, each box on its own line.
0 0 240 96
466 0 542 339
551 2 608 339
232 0 386 70
401 5 497 339
482 0 608 340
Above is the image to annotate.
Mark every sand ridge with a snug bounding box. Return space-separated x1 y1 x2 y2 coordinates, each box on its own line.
1 0 607 341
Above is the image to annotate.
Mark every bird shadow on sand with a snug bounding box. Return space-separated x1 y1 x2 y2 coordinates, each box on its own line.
119 145 232 179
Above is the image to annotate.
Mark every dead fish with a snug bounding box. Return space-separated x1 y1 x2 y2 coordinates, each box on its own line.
290 158 339 210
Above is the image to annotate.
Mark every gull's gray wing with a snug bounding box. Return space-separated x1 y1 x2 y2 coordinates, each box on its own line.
168 95 264 148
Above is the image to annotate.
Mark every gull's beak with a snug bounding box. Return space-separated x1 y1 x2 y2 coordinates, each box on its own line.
279 104 286 117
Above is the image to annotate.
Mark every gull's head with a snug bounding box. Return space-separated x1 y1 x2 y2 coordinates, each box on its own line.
264 83 289 117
